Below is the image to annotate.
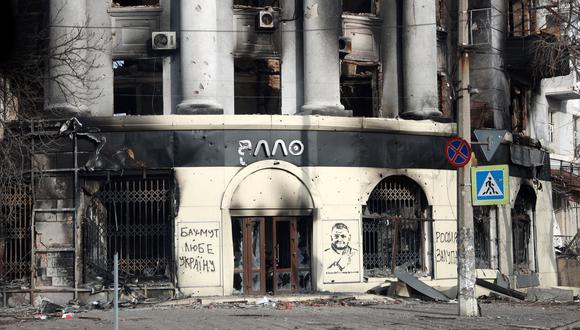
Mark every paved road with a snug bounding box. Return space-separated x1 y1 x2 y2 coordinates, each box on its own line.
2 299 580 329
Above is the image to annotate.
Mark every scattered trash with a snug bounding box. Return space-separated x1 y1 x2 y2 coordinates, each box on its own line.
256 296 269 305
61 313 74 319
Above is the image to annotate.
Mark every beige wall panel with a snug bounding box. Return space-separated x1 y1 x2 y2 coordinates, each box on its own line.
433 220 458 279
176 222 222 288
175 168 227 207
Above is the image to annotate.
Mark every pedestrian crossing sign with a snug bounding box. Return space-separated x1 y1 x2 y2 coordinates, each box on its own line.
471 165 509 205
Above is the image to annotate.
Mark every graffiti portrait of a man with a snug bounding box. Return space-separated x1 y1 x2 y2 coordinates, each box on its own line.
324 223 358 272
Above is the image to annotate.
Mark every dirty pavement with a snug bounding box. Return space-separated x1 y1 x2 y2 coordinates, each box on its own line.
1 293 580 330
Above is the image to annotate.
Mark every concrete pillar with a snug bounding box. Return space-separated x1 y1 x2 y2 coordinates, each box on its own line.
300 0 346 116
402 0 440 118
380 0 399 118
177 0 222 114
46 0 88 114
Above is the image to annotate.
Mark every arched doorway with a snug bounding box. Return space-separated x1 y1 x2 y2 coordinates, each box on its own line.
362 176 432 277
511 185 537 274
228 167 314 295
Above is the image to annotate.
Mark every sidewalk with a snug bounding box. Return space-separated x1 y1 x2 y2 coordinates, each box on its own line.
2 294 580 329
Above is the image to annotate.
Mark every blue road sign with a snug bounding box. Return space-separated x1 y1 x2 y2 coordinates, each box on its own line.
471 165 509 205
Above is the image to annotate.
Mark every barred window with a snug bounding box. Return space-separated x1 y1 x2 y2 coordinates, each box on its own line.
362 176 431 277
83 173 173 282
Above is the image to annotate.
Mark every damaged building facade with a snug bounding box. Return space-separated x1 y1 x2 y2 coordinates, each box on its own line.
0 0 568 305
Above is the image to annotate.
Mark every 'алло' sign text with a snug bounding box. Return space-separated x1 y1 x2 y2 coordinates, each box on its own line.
238 139 304 166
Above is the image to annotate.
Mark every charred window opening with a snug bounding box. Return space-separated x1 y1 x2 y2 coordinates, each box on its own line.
113 58 163 116
511 185 536 274
436 0 446 30
510 83 529 134
437 73 451 118
474 206 498 269
83 174 173 282
234 58 281 115
362 176 431 277
232 217 311 295
112 0 159 7
509 0 538 37
340 62 379 117
234 0 277 6
0 180 32 284
342 0 376 14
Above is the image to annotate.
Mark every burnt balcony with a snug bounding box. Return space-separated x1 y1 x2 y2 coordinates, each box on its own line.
504 35 570 84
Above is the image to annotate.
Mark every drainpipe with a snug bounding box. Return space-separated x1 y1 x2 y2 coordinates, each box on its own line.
177 0 223 114
46 0 88 114
299 0 347 116
401 0 440 119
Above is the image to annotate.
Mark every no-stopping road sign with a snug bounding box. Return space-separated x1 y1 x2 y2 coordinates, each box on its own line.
445 137 471 167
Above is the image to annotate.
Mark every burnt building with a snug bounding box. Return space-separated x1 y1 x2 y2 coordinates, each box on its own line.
0 0 566 305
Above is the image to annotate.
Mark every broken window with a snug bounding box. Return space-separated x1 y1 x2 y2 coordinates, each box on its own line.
474 206 498 269
0 180 32 285
340 62 379 117
436 0 446 30
232 216 311 294
343 0 376 14
233 0 277 6
362 176 431 277
510 83 529 134
511 185 536 274
112 0 159 7
234 58 281 115
509 0 538 37
113 58 163 116
83 174 173 282
438 73 452 118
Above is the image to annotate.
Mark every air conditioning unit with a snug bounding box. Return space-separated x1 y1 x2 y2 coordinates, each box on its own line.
338 36 352 55
257 10 275 29
152 32 177 50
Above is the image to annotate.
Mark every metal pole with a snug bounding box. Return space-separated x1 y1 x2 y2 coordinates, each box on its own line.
114 252 119 330
457 0 479 317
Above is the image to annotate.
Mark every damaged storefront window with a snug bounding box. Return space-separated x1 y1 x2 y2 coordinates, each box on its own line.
83 174 173 284
112 0 159 7
474 206 498 269
362 176 431 277
232 217 311 295
512 185 537 274
0 180 32 286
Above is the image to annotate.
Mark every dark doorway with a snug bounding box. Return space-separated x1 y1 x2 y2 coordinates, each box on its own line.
232 216 311 295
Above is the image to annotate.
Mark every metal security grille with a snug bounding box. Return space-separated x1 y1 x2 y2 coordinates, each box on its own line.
363 176 429 276
0 180 32 283
474 207 491 269
84 174 173 280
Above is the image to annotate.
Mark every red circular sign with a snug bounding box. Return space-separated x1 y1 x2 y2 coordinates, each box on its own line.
445 137 471 167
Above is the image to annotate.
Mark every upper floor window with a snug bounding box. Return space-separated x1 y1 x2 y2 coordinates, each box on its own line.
509 0 538 37
342 0 377 15
113 0 159 7
234 0 277 6
234 57 281 115
548 111 555 143
574 116 580 157
113 58 163 115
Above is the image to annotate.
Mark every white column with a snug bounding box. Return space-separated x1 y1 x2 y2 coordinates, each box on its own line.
380 0 399 118
177 0 222 114
46 0 88 114
402 0 440 118
300 0 346 116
